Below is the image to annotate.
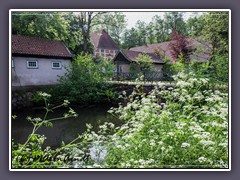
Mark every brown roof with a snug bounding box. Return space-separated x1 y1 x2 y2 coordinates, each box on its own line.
130 41 174 62
12 35 73 59
130 38 210 63
115 49 164 64
130 41 170 53
90 30 119 50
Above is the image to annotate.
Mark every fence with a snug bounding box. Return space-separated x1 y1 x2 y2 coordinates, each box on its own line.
113 71 163 81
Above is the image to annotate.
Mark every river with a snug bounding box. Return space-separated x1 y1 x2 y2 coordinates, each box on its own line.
11 104 121 149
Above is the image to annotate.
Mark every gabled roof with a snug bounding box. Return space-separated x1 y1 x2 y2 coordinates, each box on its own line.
130 38 210 63
90 30 119 50
130 41 171 54
114 49 164 64
12 35 73 59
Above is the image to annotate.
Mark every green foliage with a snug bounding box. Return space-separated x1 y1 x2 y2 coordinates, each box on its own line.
54 54 115 104
12 73 228 169
93 12 126 46
122 28 140 49
12 92 79 168
129 62 138 72
193 12 229 56
162 55 186 81
187 12 229 78
163 12 187 36
101 73 228 168
135 53 154 72
12 12 83 55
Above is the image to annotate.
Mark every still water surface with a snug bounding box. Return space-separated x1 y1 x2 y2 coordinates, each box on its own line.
12 104 121 148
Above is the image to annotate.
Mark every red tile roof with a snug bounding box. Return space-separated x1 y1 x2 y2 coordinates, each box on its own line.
12 35 73 59
90 30 119 50
116 50 164 64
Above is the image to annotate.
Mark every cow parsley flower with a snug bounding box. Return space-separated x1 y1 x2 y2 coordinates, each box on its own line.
199 140 215 146
198 157 207 163
181 142 190 148
38 92 51 98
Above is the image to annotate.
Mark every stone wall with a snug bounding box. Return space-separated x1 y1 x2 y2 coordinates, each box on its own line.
12 90 34 110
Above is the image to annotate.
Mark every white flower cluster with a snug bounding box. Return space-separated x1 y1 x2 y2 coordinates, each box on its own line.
175 122 187 130
199 140 215 146
149 139 156 146
38 91 51 98
63 100 70 107
218 142 228 147
193 132 211 139
181 142 190 148
198 156 207 163
211 121 228 128
64 108 78 118
189 125 204 132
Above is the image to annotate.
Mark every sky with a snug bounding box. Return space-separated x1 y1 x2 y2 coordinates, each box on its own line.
122 12 200 29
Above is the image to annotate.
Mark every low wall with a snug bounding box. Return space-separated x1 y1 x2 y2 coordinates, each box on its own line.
12 90 34 110
11 85 56 110
109 81 174 96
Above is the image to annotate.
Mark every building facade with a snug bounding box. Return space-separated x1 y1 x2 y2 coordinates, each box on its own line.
90 29 119 60
12 35 73 87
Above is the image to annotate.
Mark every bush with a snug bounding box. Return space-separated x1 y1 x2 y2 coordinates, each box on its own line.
163 54 229 84
51 54 116 104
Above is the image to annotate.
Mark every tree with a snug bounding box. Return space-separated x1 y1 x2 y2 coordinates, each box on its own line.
152 15 169 43
168 31 193 63
93 12 126 46
75 12 107 54
12 12 83 55
135 53 154 80
146 22 155 44
12 12 69 40
187 12 229 82
136 20 147 45
164 12 187 36
122 28 140 49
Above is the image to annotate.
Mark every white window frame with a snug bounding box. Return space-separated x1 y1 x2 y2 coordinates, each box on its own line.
52 61 62 69
100 49 105 56
27 60 38 69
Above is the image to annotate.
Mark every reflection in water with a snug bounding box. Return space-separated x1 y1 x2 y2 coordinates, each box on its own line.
12 104 121 148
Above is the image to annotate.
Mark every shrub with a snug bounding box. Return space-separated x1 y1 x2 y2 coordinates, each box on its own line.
52 54 115 104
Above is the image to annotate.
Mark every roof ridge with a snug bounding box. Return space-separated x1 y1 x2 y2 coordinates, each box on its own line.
12 34 64 43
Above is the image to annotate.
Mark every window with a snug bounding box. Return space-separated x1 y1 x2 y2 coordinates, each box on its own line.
52 61 62 69
12 58 14 68
27 60 38 68
100 49 105 56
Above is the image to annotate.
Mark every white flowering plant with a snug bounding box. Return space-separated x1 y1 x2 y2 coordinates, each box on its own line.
12 92 79 168
98 72 228 168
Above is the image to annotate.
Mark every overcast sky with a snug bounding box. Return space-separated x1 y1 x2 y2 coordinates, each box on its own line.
122 12 201 29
